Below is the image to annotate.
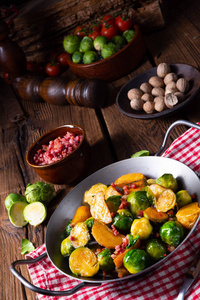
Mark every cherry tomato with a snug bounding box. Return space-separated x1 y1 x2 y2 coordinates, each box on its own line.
88 30 101 40
89 22 101 32
101 25 118 40
2 72 12 84
115 14 133 32
74 25 88 37
101 14 115 27
45 61 61 77
56 53 69 67
26 61 37 72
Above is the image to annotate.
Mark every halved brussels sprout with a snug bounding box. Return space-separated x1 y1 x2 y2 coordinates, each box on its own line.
130 217 153 240
156 174 178 192
127 191 150 216
155 189 176 212
146 238 167 260
112 209 134 233
176 190 192 208
160 220 185 247
106 195 121 213
69 222 90 248
123 249 149 274
69 247 99 277
142 186 156 205
23 202 47 226
97 248 115 272
148 184 166 198
61 236 74 257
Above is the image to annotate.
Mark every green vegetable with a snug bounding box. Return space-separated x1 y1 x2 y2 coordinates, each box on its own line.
126 234 139 248
25 182 56 205
97 248 115 272
156 173 178 192
130 217 153 240
72 51 83 64
82 51 99 64
61 236 74 257
123 249 149 274
111 35 127 47
113 209 134 234
9 201 28 227
131 150 150 158
142 186 156 205
106 195 121 213
84 217 94 229
101 42 118 59
5 193 27 211
127 191 150 216
66 220 72 236
79 36 94 53
146 238 167 260
63 35 81 54
21 238 35 255
176 190 192 208
160 220 185 247
123 29 135 43
93 35 109 51
23 202 47 226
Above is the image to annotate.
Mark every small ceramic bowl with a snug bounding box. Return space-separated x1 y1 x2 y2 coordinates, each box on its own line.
66 24 146 82
26 125 89 185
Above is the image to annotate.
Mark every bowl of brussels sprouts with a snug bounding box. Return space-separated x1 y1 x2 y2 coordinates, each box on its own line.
64 24 146 82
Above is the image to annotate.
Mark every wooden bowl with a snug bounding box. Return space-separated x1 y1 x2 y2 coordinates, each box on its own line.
66 24 146 82
26 125 89 185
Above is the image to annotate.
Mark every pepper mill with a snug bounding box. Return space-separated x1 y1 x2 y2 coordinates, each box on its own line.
0 17 109 108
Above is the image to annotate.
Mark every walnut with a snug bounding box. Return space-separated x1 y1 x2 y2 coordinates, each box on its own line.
176 78 189 93
149 76 164 88
143 101 155 114
140 82 152 94
157 63 171 78
164 73 178 85
151 87 165 97
164 93 179 109
130 98 143 111
141 93 154 102
127 88 143 100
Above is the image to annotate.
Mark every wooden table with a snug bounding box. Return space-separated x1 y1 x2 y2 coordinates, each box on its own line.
0 0 200 299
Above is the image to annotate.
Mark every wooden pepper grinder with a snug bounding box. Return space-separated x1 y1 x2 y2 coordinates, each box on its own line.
0 17 109 108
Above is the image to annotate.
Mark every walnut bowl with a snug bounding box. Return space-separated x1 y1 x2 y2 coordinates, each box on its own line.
66 24 146 82
26 125 89 185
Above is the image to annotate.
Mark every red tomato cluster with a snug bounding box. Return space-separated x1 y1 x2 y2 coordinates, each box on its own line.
74 12 133 41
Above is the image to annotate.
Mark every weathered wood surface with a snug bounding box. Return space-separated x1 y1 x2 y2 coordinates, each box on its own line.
11 0 166 61
0 0 200 299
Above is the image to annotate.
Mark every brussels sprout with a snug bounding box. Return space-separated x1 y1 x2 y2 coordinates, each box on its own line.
156 173 178 192
97 248 115 272
106 195 121 213
82 51 99 64
112 209 134 233
72 51 83 63
123 248 149 274
126 234 139 248
69 222 90 248
5 193 27 211
85 217 94 229
23 202 47 226
131 217 153 240
142 186 156 205
123 29 135 43
101 42 118 59
63 35 82 54
94 35 109 51
127 191 150 216
111 35 127 47
176 190 192 208
66 220 72 236
79 36 94 53
61 236 74 257
160 220 185 247
146 238 167 260
25 182 56 205
9 201 28 227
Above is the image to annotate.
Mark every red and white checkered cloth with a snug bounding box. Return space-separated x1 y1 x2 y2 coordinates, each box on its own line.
26 124 200 300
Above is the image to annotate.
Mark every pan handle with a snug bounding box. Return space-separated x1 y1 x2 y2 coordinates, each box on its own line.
10 252 101 296
155 120 200 157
